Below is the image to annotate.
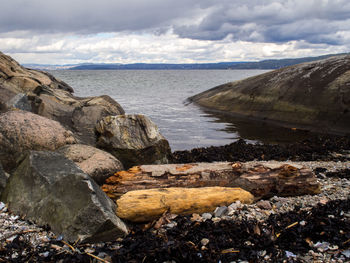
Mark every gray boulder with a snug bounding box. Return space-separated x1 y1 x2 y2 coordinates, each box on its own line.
190 55 350 134
34 86 125 145
0 110 76 172
57 144 124 185
1 151 128 243
96 114 172 168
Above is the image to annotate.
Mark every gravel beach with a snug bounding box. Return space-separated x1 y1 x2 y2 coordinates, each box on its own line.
1 160 349 262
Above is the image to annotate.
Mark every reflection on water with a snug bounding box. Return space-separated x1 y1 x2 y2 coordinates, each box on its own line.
198 108 315 145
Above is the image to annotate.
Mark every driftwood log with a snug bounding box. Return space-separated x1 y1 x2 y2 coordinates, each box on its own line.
116 187 254 222
102 161 320 200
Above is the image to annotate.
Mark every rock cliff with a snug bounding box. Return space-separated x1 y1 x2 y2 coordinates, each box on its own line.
190 55 350 134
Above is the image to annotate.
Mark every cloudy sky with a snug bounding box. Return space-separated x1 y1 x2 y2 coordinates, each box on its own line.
1 0 350 64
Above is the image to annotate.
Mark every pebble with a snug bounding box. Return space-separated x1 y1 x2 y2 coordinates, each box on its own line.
342 250 350 258
228 200 242 210
200 238 210 246
201 212 212 220
256 200 272 210
214 206 228 217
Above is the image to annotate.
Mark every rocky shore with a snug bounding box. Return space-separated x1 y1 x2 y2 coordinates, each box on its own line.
1 51 350 262
0 156 349 262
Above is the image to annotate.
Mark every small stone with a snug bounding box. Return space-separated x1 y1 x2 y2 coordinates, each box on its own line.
190 213 202 222
258 250 266 257
214 206 228 217
201 238 210 246
264 255 270 260
227 206 235 216
229 200 242 210
166 223 176 228
244 241 252 246
10 215 19 220
275 202 283 209
341 250 350 258
212 217 221 223
317 173 327 179
285 251 297 258
300 220 306 226
328 245 339 251
11 252 18 259
314 241 330 252
256 200 272 210
201 213 212 220
39 252 50 257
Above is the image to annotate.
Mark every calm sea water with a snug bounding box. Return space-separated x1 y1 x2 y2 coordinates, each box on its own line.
49 70 311 151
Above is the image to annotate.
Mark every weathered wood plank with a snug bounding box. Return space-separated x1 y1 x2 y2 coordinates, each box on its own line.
116 187 254 222
102 161 320 200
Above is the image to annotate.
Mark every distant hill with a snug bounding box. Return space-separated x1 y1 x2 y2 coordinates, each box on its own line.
69 53 348 70
24 53 349 70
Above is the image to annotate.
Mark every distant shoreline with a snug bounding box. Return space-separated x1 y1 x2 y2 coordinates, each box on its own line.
25 53 347 70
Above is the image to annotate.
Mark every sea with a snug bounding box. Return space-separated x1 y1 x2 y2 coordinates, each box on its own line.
49 69 312 151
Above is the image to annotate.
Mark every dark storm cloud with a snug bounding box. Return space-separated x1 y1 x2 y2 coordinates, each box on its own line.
0 0 209 34
1 0 350 46
174 0 350 45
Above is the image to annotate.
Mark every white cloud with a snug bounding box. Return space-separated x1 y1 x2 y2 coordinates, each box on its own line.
0 0 349 64
3 31 348 65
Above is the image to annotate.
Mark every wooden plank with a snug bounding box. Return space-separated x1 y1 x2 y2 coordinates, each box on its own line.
102 161 320 200
116 186 254 222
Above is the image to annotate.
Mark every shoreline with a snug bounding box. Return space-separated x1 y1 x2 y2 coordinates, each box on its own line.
1 136 349 262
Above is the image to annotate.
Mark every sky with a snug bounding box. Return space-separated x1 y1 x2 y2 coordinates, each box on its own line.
1 0 350 65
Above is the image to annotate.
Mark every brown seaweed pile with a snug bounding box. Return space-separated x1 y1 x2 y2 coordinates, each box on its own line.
1 198 349 262
172 135 350 164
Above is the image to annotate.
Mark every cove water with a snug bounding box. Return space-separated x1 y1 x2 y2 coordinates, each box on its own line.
49 69 311 151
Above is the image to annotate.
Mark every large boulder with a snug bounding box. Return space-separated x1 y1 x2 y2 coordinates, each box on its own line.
96 115 172 168
34 86 125 145
0 51 125 145
1 151 128 243
57 144 124 185
189 55 350 134
0 110 76 172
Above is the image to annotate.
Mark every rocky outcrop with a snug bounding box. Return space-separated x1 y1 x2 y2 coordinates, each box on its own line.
0 52 125 145
190 55 350 134
1 151 128 243
57 144 124 185
34 86 125 145
96 115 172 168
0 110 76 172
0 51 73 94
